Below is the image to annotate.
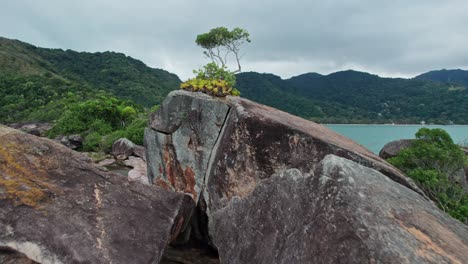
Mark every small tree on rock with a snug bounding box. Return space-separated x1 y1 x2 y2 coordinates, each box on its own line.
196 27 251 73
181 27 251 97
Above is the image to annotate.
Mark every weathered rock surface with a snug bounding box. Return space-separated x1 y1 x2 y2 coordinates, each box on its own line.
54 134 84 150
7 122 53 137
133 145 147 161
111 138 146 161
97 158 117 167
147 91 422 201
210 155 468 264
124 156 149 184
145 90 468 263
146 91 230 200
379 139 415 159
112 138 136 160
0 247 38 264
0 125 194 264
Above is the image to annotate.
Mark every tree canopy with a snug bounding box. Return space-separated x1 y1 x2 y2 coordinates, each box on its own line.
388 128 467 223
195 27 250 73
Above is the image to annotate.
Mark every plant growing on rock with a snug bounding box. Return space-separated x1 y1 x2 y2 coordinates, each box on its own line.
180 27 251 97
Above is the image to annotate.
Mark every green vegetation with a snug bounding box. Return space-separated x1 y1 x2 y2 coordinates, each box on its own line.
1 35 467 140
0 37 174 152
0 36 180 109
181 63 240 96
236 70 468 124
48 96 148 152
388 128 467 224
0 74 96 123
195 27 250 73
180 27 250 97
415 69 468 88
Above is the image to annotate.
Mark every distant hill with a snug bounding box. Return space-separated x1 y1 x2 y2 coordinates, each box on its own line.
0 37 180 106
1 36 467 124
0 37 180 123
415 69 468 88
236 70 468 124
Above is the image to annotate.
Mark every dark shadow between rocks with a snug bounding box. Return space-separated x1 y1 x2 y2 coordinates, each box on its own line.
160 238 220 264
161 195 220 264
0 246 38 264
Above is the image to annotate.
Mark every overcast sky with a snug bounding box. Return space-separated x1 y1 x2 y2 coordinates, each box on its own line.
1 0 467 80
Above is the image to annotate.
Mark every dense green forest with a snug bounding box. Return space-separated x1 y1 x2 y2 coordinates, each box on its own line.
0 36 180 112
0 37 179 152
236 70 468 124
415 69 468 88
1 36 467 131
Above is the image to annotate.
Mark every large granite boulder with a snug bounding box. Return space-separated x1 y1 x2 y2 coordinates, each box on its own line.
146 91 424 202
146 91 230 201
0 125 194 264
379 139 415 159
145 90 468 263
210 155 468 263
112 138 146 161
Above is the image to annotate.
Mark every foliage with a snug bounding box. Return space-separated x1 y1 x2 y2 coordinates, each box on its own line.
193 62 236 87
415 69 468 88
181 73 240 97
195 27 250 73
235 71 468 124
187 62 240 96
0 74 96 123
46 96 149 152
83 132 103 152
388 128 467 223
181 26 250 97
0 37 180 108
49 96 139 137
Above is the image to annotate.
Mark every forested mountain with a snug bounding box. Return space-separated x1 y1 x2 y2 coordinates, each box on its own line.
1 36 467 125
0 37 180 123
415 69 468 87
236 70 468 124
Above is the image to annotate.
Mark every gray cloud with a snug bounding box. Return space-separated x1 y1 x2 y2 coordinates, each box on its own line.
1 0 467 80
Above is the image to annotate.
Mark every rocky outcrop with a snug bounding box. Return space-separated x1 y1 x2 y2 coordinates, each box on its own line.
146 91 424 201
54 134 84 150
124 156 148 184
111 138 137 160
7 122 53 137
111 138 146 161
0 125 194 264
379 139 414 159
145 91 230 200
210 155 468 263
145 90 468 263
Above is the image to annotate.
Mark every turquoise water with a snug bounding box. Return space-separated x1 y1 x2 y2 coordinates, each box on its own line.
325 124 468 154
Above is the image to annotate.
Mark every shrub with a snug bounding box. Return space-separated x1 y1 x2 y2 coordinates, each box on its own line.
49 96 140 137
388 128 467 223
181 63 240 97
83 132 103 152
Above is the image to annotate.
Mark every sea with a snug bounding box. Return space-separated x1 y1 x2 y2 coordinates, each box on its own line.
325 124 468 154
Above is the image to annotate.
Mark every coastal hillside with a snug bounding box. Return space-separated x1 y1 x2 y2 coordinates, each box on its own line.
1 36 467 125
415 69 468 87
0 37 180 123
236 70 468 124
